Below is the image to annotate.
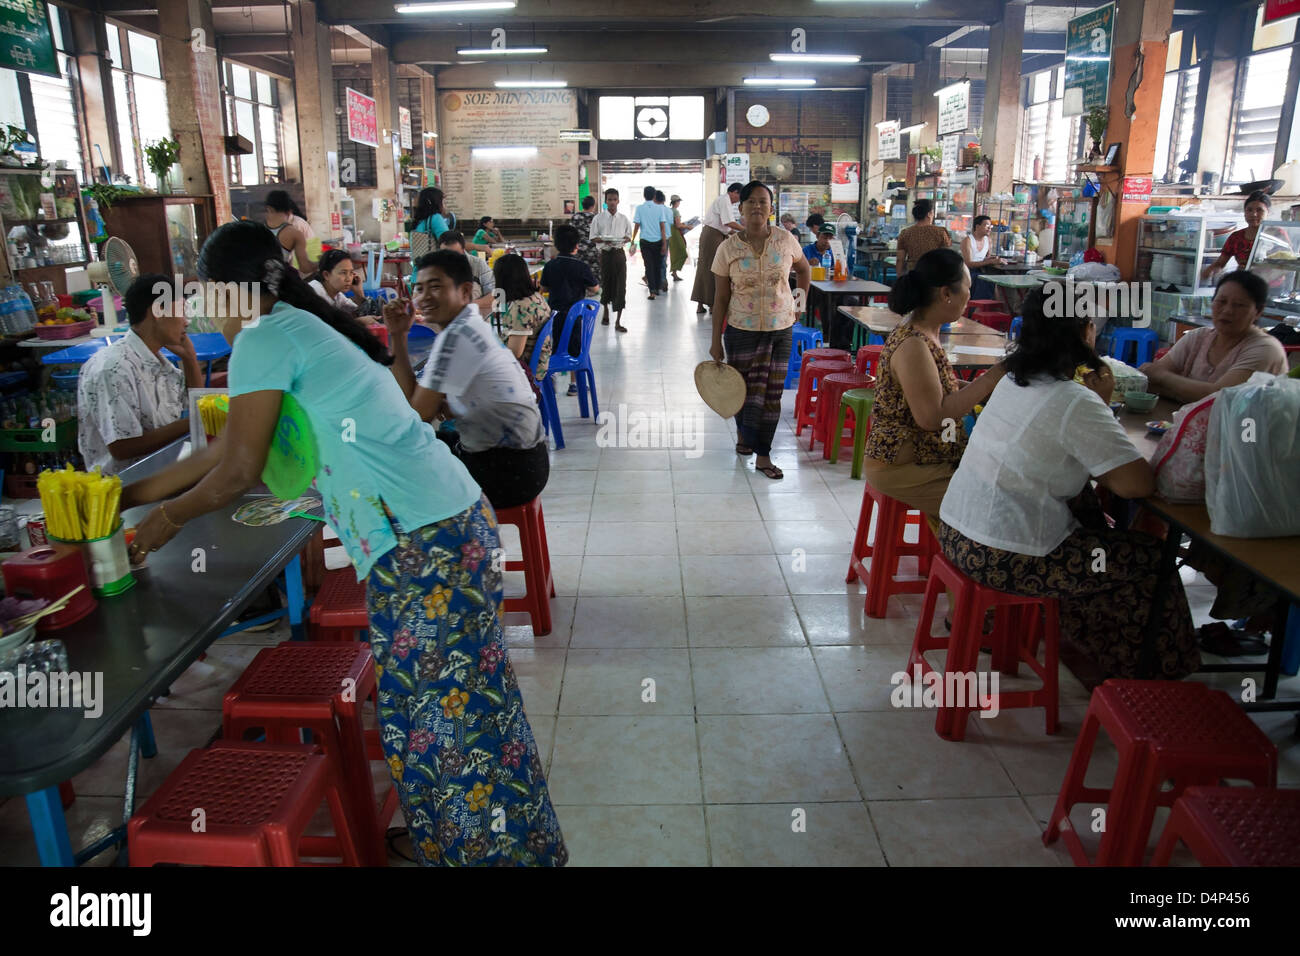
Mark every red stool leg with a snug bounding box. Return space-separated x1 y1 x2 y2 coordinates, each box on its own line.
846 488 876 584
864 495 903 618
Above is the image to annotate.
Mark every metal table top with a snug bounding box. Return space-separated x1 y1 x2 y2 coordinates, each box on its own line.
0 440 319 796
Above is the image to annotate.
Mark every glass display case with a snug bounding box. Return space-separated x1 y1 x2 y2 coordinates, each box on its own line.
339 196 356 243
1134 212 1241 295
978 182 1034 257
1053 189 1096 262
1247 219 1300 320
0 169 89 294
100 195 215 284
941 168 976 240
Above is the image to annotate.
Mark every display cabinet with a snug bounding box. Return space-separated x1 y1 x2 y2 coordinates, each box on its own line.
0 169 89 294
1134 212 1241 296
1053 189 1097 262
941 168 976 240
977 182 1034 257
1246 219 1300 321
100 195 215 282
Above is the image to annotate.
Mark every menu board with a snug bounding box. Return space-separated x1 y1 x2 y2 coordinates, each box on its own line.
439 89 578 220
398 106 412 150
936 83 969 136
877 121 900 161
1064 3 1115 117
941 135 959 175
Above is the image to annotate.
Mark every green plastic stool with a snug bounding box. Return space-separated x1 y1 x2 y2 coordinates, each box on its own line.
829 388 875 479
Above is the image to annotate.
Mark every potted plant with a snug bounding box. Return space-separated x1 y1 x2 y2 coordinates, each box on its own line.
0 125 34 167
143 137 181 194
1086 107 1109 163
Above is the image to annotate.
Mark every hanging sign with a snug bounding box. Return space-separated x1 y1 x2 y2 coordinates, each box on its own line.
1264 0 1300 24
1063 2 1115 117
877 120 900 161
1121 176 1152 204
346 87 379 148
935 82 970 136
941 135 959 175
398 106 412 150
723 153 750 186
0 1 58 77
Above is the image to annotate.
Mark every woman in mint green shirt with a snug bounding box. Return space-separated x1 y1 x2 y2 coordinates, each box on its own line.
123 221 567 867
411 187 455 240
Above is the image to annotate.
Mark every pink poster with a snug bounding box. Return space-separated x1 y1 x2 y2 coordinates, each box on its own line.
346 87 378 148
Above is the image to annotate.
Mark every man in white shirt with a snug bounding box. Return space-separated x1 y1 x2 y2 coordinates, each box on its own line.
77 273 205 475
692 181 743 314
590 187 634 331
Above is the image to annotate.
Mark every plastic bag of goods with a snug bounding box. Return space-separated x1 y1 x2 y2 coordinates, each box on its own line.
1204 373 1300 537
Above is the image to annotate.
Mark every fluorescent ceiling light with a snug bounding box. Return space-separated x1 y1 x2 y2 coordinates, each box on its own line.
769 53 861 64
397 1 516 12
494 79 567 88
472 146 538 157
743 77 816 86
458 46 548 55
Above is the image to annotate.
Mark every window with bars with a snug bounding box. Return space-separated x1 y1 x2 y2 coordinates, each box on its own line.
1154 69 1199 183
106 21 171 189
886 76 912 129
223 62 282 186
333 76 376 188
751 151 831 184
1016 66 1083 183
1226 46 1292 186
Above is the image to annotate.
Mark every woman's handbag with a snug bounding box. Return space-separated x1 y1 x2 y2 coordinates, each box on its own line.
1149 393 1216 503
410 228 433 260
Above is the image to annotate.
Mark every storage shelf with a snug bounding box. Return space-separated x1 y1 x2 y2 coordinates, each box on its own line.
6 217 81 226
1138 246 1218 258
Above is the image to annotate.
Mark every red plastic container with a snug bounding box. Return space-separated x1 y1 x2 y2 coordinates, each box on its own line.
2 544 97 631
367 323 390 348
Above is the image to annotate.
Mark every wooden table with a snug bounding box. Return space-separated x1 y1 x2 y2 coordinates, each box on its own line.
1118 399 1300 706
838 305 1007 338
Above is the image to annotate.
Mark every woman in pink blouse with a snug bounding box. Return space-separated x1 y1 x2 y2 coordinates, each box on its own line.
709 180 811 480
1140 271 1286 403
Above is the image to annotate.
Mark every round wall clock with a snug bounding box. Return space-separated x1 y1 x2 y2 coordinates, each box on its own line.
746 104 770 128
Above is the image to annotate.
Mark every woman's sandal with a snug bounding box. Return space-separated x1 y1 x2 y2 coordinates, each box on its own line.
736 443 753 456
755 462 784 480
386 827 416 863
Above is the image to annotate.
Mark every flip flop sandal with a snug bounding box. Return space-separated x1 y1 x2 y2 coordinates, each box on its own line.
385 827 416 863
735 443 754 456
1198 621 1269 657
755 463 784 480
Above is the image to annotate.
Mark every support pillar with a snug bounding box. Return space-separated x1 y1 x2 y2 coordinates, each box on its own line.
290 0 338 234
371 43 399 243
866 69 889 203
982 4 1026 195
157 0 216 197
1096 0 1176 280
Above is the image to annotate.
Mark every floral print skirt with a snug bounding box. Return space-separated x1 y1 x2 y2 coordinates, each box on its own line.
365 495 567 866
936 489 1200 681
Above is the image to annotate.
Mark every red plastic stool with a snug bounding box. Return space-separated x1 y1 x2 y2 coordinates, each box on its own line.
1044 680 1277 866
811 371 874 456
972 310 1013 333
309 568 369 641
496 495 555 636
854 345 884 378
846 481 937 618
793 352 852 436
223 642 393 866
964 299 1006 318
1151 786 1300 867
128 741 362 866
906 551 1060 741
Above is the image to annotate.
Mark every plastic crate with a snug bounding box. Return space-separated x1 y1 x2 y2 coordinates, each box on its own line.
51 370 79 391
4 473 39 498
34 320 96 340
0 417 77 452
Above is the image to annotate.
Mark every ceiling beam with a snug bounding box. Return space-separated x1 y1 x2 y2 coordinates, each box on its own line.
220 35 293 57
392 28 922 64
318 0 1004 27
433 62 869 89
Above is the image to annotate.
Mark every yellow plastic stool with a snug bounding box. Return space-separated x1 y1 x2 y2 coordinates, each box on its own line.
829 388 875 479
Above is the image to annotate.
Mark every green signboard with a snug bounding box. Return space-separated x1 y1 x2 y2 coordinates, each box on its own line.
0 0 58 78
1063 2 1115 117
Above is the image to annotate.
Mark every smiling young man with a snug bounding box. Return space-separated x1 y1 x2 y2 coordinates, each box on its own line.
76 272 205 475
384 251 549 510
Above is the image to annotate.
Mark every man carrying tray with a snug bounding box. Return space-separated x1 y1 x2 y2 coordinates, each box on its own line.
590 187 634 333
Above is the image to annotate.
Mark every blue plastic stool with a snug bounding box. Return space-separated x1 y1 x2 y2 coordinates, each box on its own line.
852 264 872 281
1108 327 1159 366
786 326 824 389
1009 316 1023 340
541 300 601 449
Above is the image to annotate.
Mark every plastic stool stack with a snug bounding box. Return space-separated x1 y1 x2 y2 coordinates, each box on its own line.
793 354 852 438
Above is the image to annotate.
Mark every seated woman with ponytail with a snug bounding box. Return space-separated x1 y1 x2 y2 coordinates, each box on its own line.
937 285 1199 680
119 221 567 867
860 248 1005 529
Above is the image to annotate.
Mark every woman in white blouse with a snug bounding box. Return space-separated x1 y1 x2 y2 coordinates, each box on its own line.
937 285 1199 680
308 249 361 313
692 181 743 314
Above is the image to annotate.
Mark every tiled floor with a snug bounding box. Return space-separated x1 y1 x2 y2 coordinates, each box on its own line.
3 264 1298 867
